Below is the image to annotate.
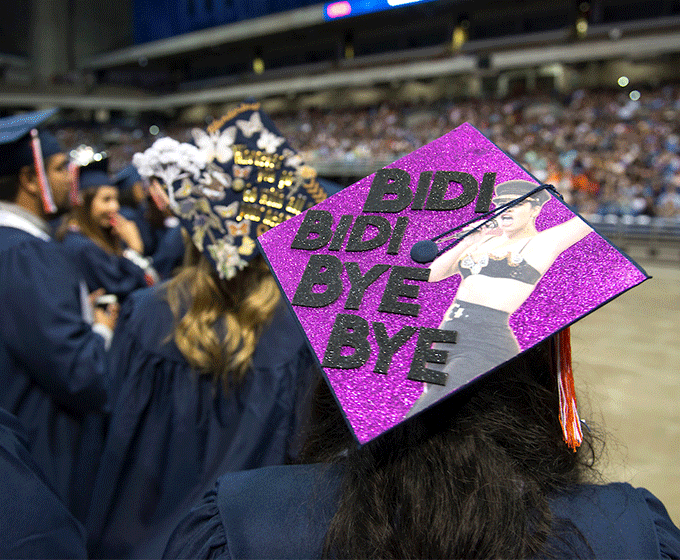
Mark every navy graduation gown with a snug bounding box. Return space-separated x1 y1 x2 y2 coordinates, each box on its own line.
86 285 317 559
60 229 150 301
164 464 680 560
0 225 110 522
149 222 184 279
120 205 154 256
0 407 87 559
120 205 184 280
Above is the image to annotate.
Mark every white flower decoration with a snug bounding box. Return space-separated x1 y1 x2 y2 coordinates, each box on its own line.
208 239 248 280
133 138 207 209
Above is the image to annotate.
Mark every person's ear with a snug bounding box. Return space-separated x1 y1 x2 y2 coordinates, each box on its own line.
531 204 541 218
18 165 40 196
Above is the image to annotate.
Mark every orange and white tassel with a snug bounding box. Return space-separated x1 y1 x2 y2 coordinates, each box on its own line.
30 129 57 214
556 328 583 451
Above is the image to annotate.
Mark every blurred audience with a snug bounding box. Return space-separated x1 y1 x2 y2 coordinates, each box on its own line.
55 85 680 220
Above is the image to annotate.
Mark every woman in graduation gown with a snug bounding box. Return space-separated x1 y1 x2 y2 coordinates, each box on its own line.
85 102 328 559
115 164 185 280
57 156 157 302
164 338 680 560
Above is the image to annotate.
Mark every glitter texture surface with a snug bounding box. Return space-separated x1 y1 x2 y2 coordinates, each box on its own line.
259 123 648 443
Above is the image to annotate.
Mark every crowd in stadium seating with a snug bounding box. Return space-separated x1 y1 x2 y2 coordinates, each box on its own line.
56 85 680 220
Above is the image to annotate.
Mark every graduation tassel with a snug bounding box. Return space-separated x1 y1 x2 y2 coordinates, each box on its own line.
30 129 58 215
557 328 583 451
69 161 82 206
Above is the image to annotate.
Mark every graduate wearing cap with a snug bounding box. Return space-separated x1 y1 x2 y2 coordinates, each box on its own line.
115 163 185 280
114 163 146 210
0 110 115 522
164 345 680 560
85 101 328 559
0 406 88 558
163 123 680 559
57 155 158 302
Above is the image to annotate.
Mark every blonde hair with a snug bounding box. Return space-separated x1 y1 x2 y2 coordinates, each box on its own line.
165 236 281 388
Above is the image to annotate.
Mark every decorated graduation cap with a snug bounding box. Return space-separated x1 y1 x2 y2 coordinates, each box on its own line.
0 108 62 214
133 100 327 280
257 122 649 446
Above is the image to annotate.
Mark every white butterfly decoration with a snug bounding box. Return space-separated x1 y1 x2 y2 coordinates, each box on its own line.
236 112 263 138
257 129 285 154
284 152 303 168
192 126 237 164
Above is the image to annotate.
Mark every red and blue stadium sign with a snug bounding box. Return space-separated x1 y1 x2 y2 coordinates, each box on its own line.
324 0 439 21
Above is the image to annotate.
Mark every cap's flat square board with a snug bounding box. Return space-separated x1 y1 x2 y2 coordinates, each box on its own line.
258 123 648 444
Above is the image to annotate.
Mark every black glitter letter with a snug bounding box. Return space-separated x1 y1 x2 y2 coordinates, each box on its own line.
425 171 478 211
475 172 496 213
292 254 343 308
344 262 390 310
408 328 458 385
372 322 417 374
291 209 333 250
322 314 371 369
378 266 429 317
363 168 413 213
346 215 392 252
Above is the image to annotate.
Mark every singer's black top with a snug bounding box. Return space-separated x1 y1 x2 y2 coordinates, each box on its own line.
458 252 541 284
458 237 541 285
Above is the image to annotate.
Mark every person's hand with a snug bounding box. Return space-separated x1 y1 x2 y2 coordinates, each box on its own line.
88 288 106 310
111 213 144 253
93 299 120 332
458 218 501 247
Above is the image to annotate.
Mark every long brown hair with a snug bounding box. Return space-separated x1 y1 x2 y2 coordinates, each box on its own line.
300 339 602 559
56 186 121 254
164 236 281 388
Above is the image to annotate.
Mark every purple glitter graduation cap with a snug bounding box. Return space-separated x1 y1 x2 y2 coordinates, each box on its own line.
258 123 648 444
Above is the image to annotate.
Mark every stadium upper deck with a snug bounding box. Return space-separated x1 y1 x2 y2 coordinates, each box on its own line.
2 0 680 114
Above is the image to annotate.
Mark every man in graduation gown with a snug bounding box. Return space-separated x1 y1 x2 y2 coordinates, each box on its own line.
0 109 117 522
0 406 87 559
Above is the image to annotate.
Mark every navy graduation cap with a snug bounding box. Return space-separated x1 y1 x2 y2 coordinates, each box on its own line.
0 109 62 214
78 158 111 191
113 165 143 193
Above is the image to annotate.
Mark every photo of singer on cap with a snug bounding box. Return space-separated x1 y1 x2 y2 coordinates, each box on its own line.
408 179 592 417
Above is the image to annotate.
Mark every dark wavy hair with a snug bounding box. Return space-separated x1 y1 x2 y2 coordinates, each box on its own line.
299 336 602 559
56 186 122 255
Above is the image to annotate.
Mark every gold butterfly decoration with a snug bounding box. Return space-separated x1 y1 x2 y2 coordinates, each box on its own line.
227 220 251 237
175 179 193 198
238 236 256 256
214 202 239 219
233 165 252 179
